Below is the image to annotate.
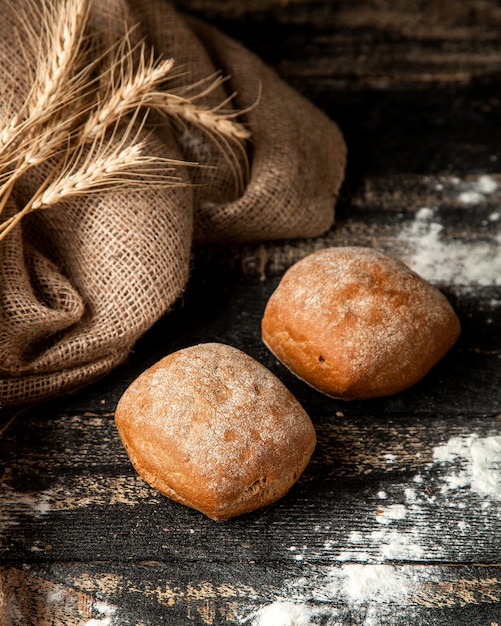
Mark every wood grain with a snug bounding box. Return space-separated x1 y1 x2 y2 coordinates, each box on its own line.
174 0 501 91
1 411 500 565
2 563 501 625
1 0 501 624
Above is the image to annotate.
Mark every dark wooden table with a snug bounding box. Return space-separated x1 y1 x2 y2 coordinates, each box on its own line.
1 1 501 624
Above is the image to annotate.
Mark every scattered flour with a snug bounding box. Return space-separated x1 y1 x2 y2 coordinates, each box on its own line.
289 545 307 561
375 504 407 525
374 530 425 560
1 573 117 626
340 564 412 603
249 601 312 626
0 485 52 534
246 429 501 626
243 564 419 625
432 434 501 500
396 188 501 285
404 488 417 503
458 190 484 205
0 475 163 537
452 174 498 204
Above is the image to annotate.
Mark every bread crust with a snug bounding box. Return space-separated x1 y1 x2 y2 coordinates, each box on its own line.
262 247 461 400
115 343 316 520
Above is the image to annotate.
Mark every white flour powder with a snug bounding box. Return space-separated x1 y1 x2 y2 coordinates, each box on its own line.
2 421 498 624
432 434 501 499
243 432 501 625
244 564 419 625
0 485 51 534
458 174 498 202
340 564 413 603
375 503 407 524
396 175 501 286
249 601 312 626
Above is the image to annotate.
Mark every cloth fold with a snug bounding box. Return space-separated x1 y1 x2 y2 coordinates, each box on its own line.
0 0 346 406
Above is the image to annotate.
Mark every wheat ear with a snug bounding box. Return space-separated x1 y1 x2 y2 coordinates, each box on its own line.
151 72 252 140
0 0 95 217
0 0 254 237
35 118 185 206
81 35 175 141
146 71 255 191
24 0 92 120
0 114 186 242
0 0 93 158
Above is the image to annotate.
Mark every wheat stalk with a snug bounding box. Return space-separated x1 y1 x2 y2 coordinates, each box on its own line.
0 115 186 242
25 0 92 119
0 0 96 216
148 71 252 142
81 36 175 141
146 72 252 191
0 0 253 239
34 115 186 206
157 92 251 141
0 0 93 148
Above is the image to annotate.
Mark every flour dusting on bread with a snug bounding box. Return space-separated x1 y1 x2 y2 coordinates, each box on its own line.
262 247 460 400
115 343 316 520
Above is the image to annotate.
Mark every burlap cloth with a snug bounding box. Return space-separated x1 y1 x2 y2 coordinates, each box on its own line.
0 0 346 406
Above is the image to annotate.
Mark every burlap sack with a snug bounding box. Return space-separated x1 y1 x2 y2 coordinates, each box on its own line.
0 0 346 406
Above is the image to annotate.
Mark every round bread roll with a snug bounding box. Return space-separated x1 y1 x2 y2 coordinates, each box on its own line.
261 246 461 400
115 343 316 520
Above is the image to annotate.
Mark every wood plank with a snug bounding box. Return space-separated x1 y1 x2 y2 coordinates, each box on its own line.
2 563 501 625
1 2 500 624
1 411 500 565
26 241 498 418
173 0 501 88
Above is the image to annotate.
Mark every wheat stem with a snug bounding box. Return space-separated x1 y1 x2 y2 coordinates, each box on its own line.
33 114 183 208
0 181 15 218
0 0 253 239
82 37 175 140
28 0 92 118
0 158 61 238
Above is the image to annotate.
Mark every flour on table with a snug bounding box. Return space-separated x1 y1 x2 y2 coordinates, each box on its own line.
457 174 497 204
242 564 420 626
404 488 417 503
375 503 406 524
0 474 162 537
81 598 116 626
396 177 501 286
458 174 498 202
347 433 501 559
289 545 308 561
248 601 312 626
1 571 117 626
432 434 501 500
241 430 500 625
340 564 413 603
0 484 51 535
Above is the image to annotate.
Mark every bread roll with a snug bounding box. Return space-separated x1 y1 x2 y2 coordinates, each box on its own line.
262 247 461 400
115 342 316 520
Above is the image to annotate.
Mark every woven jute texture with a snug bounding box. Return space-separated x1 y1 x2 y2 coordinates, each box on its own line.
0 0 346 406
